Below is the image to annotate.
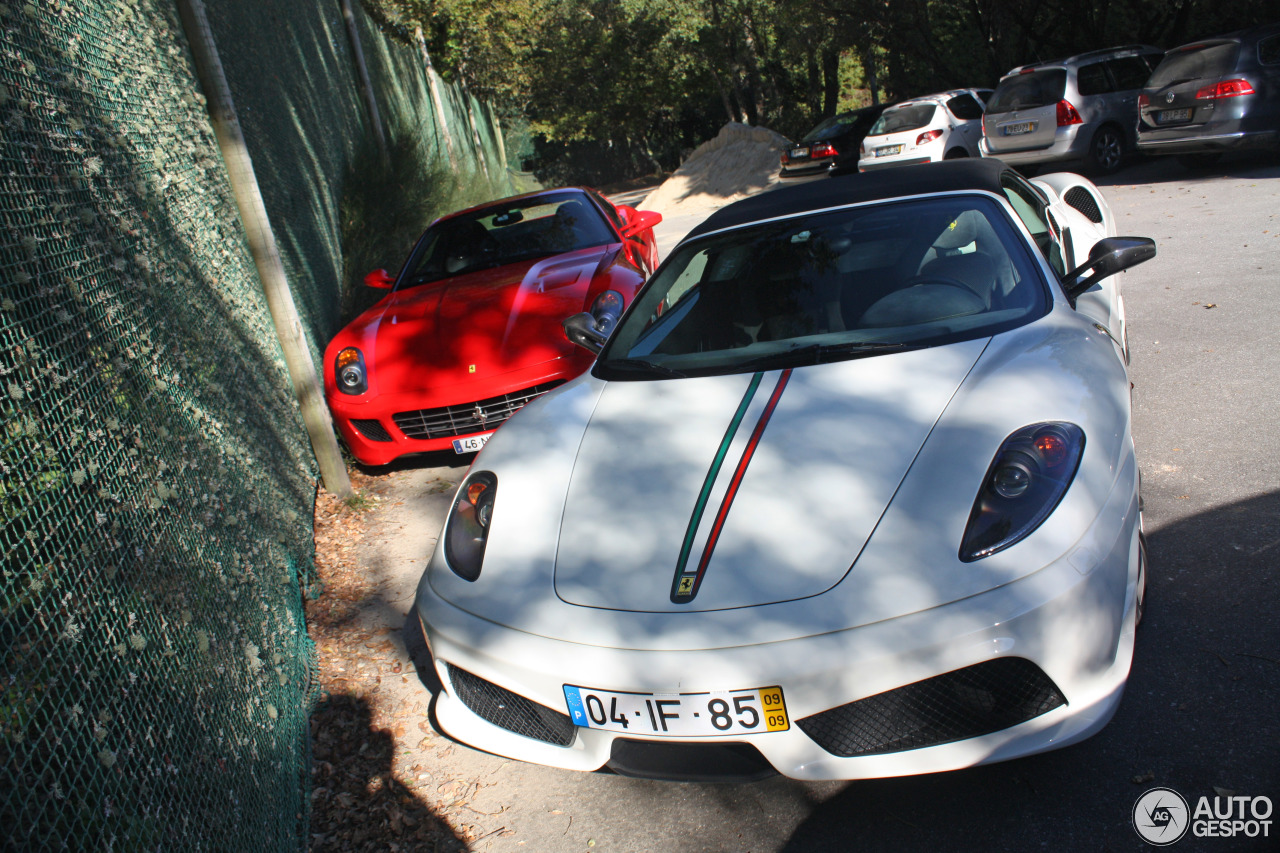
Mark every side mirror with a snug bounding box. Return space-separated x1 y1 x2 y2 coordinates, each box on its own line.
620 209 663 239
1062 237 1156 302
563 312 608 354
364 268 394 289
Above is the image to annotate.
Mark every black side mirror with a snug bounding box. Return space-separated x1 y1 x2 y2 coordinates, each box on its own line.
1063 236 1156 302
563 312 608 354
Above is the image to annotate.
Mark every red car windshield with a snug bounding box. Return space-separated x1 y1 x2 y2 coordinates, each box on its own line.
399 192 615 288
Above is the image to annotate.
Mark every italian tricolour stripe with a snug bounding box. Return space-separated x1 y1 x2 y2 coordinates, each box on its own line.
670 369 793 603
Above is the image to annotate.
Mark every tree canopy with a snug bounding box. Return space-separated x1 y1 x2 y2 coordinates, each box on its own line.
363 0 1274 182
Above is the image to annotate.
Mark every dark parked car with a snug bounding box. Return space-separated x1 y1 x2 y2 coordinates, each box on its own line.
980 44 1164 174
779 103 893 178
1137 22 1280 167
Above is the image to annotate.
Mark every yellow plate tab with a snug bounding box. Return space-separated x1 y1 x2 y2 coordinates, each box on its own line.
760 686 789 732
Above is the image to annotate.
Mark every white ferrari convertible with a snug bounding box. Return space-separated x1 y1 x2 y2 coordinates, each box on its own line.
414 159 1155 782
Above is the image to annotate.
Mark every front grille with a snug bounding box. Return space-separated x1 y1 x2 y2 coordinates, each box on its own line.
798 657 1066 757
349 418 392 442
1064 186 1103 223
607 739 776 782
393 381 565 440
447 665 576 747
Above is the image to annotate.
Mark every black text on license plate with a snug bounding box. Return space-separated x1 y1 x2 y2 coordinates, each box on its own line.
563 685 789 737
1157 108 1192 124
790 146 809 159
1004 122 1034 135
451 432 492 454
875 144 903 157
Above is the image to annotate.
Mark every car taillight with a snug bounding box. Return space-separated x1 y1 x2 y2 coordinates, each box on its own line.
916 129 943 145
780 151 790 164
1056 99 1082 126
1195 78 1255 99
810 141 837 158
1137 93 1149 108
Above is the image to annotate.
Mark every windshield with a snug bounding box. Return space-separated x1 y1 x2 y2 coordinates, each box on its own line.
398 191 614 289
1147 42 1239 87
597 196 1048 380
987 69 1068 112
868 103 937 135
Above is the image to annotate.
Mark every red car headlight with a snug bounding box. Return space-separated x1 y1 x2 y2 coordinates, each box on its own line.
335 347 367 395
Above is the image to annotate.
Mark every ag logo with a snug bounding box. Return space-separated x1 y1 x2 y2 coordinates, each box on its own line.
1134 787 1190 845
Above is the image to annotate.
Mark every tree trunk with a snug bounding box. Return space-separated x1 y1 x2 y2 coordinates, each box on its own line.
822 48 840 116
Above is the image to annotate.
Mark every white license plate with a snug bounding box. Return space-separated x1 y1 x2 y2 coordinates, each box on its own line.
875 144 903 157
790 146 809 158
1157 108 1192 124
451 432 493 454
563 684 790 737
1003 121 1035 135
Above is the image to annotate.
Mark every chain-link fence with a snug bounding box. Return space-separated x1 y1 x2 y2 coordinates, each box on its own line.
0 0 520 849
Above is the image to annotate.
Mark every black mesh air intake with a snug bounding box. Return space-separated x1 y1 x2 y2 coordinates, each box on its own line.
1064 186 1103 223
447 665 576 747
350 418 392 442
798 657 1066 757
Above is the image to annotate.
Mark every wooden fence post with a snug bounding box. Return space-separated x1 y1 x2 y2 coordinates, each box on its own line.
176 0 353 498
414 25 457 169
340 0 388 160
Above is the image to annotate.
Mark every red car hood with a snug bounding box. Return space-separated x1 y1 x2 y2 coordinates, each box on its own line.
352 247 612 394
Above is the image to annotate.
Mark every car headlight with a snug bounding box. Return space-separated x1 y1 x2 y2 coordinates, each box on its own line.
960 423 1084 562
335 347 367 395
445 471 497 581
590 290 624 337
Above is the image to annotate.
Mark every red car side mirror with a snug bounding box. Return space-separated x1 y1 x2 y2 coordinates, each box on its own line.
620 209 662 239
364 268 394 289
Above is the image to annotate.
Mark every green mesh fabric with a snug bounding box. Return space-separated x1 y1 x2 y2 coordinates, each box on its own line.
0 0 518 850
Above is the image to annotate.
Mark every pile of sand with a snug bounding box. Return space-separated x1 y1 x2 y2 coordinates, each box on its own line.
641 122 790 219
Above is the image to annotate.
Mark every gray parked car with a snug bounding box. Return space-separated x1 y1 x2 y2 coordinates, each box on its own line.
980 44 1164 174
1137 22 1280 167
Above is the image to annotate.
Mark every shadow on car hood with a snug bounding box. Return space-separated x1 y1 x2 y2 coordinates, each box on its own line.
553 340 988 612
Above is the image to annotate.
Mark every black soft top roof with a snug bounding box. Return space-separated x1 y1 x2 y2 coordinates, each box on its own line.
683 159 1010 242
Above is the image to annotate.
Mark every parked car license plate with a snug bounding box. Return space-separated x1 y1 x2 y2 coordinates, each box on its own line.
563 684 790 737
875 144 903 157
1003 121 1035 135
451 432 493 454
1156 108 1192 124
790 146 809 159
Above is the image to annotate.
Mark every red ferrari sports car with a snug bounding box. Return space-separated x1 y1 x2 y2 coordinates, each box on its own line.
324 187 662 466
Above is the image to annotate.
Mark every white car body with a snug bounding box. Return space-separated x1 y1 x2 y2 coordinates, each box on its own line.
414 161 1151 782
859 89 993 172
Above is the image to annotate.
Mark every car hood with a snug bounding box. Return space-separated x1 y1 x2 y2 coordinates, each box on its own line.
352 247 612 392
552 340 988 612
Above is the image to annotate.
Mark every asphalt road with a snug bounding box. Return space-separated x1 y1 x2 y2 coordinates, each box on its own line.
394 151 1280 853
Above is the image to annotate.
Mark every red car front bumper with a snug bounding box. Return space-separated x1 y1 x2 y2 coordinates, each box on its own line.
327 355 589 466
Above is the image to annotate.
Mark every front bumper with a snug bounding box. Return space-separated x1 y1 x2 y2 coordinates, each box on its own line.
327 357 585 466
414 480 1141 781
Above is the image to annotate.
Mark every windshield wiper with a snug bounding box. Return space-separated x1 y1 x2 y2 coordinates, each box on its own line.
734 340 926 371
599 358 688 379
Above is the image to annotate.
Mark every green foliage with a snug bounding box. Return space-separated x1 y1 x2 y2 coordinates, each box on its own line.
337 122 525 323
363 0 1277 183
